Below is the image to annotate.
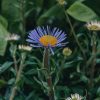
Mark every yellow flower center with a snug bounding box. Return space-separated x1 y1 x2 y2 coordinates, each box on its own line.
39 35 58 46
88 25 100 30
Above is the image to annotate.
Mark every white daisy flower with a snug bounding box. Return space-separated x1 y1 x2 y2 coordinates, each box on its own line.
65 93 83 100
86 20 100 31
18 45 32 52
6 34 20 41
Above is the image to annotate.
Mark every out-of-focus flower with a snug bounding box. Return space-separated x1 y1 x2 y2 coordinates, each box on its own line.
63 47 72 56
57 0 67 5
27 26 67 54
18 45 32 52
6 34 20 41
65 93 83 100
86 21 100 31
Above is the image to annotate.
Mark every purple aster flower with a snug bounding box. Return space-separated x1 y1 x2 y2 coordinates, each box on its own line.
26 26 67 54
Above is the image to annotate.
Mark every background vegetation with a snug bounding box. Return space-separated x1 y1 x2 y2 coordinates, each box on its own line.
0 0 100 100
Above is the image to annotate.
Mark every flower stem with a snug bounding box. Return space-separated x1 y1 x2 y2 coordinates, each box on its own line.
89 32 97 88
43 48 54 100
60 5 87 74
9 53 26 100
10 43 18 72
61 5 86 59
19 0 26 39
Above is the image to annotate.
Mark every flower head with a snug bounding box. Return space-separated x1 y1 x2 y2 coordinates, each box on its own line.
86 21 100 31
57 0 67 5
63 47 72 56
18 45 32 52
27 26 67 54
65 93 83 100
6 34 20 41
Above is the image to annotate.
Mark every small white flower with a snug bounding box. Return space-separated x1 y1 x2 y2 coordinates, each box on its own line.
6 34 20 41
65 97 72 100
86 20 100 31
65 93 83 100
18 45 32 52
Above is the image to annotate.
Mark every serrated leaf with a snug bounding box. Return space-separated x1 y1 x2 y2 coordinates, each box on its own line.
67 2 98 22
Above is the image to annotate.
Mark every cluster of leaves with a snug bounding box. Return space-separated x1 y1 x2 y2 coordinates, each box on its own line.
0 0 100 100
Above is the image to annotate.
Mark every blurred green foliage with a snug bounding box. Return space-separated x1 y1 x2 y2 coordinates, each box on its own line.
0 0 100 100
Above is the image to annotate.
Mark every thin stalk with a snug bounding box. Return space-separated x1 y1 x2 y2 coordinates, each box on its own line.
19 0 26 39
61 5 86 59
10 43 18 72
43 48 54 100
9 53 26 100
13 45 18 72
13 55 18 72
54 56 66 86
60 5 87 74
89 32 97 88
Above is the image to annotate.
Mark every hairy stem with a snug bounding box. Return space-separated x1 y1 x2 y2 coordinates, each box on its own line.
89 32 97 88
9 53 26 100
43 48 54 100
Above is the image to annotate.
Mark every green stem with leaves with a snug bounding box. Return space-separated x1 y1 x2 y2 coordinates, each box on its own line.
89 32 97 88
54 56 66 86
61 5 86 59
43 48 54 100
9 53 26 100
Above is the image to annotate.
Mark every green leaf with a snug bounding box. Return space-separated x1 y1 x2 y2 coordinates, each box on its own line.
33 0 44 7
1 0 20 22
97 87 100 96
95 98 100 100
0 23 9 56
0 62 13 74
64 57 83 69
37 4 64 25
96 58 100 64
66 2 98 22
25 69 37 75
0 79 6 88
0 15 8 29
24 8 34 18
0 16 8 56
7 78 15 85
